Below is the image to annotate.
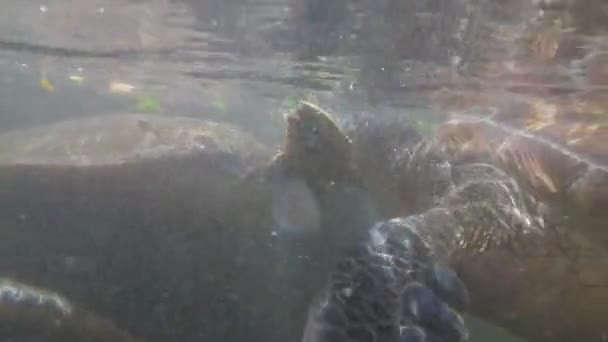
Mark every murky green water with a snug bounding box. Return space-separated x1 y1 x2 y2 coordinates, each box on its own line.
0 0 605 341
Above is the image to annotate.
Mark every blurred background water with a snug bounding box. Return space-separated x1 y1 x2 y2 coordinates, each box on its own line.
0 0 534 141
0 0 606 341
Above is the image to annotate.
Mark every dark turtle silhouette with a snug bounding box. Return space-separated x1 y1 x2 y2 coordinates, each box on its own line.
0 113 280 342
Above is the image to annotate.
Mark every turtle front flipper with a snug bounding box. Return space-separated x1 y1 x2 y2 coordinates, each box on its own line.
302 218 469 342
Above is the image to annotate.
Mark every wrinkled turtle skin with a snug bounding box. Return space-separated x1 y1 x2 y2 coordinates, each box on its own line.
427 100 608 341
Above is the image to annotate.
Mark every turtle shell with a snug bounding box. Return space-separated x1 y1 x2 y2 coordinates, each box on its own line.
435 95 608 217
0 114 273 254
0 114 268 167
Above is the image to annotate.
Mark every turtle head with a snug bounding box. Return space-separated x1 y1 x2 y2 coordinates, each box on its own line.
285 101 351 156
280 101 356 190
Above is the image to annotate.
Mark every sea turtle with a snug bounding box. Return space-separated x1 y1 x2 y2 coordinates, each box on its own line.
0 102 604 342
